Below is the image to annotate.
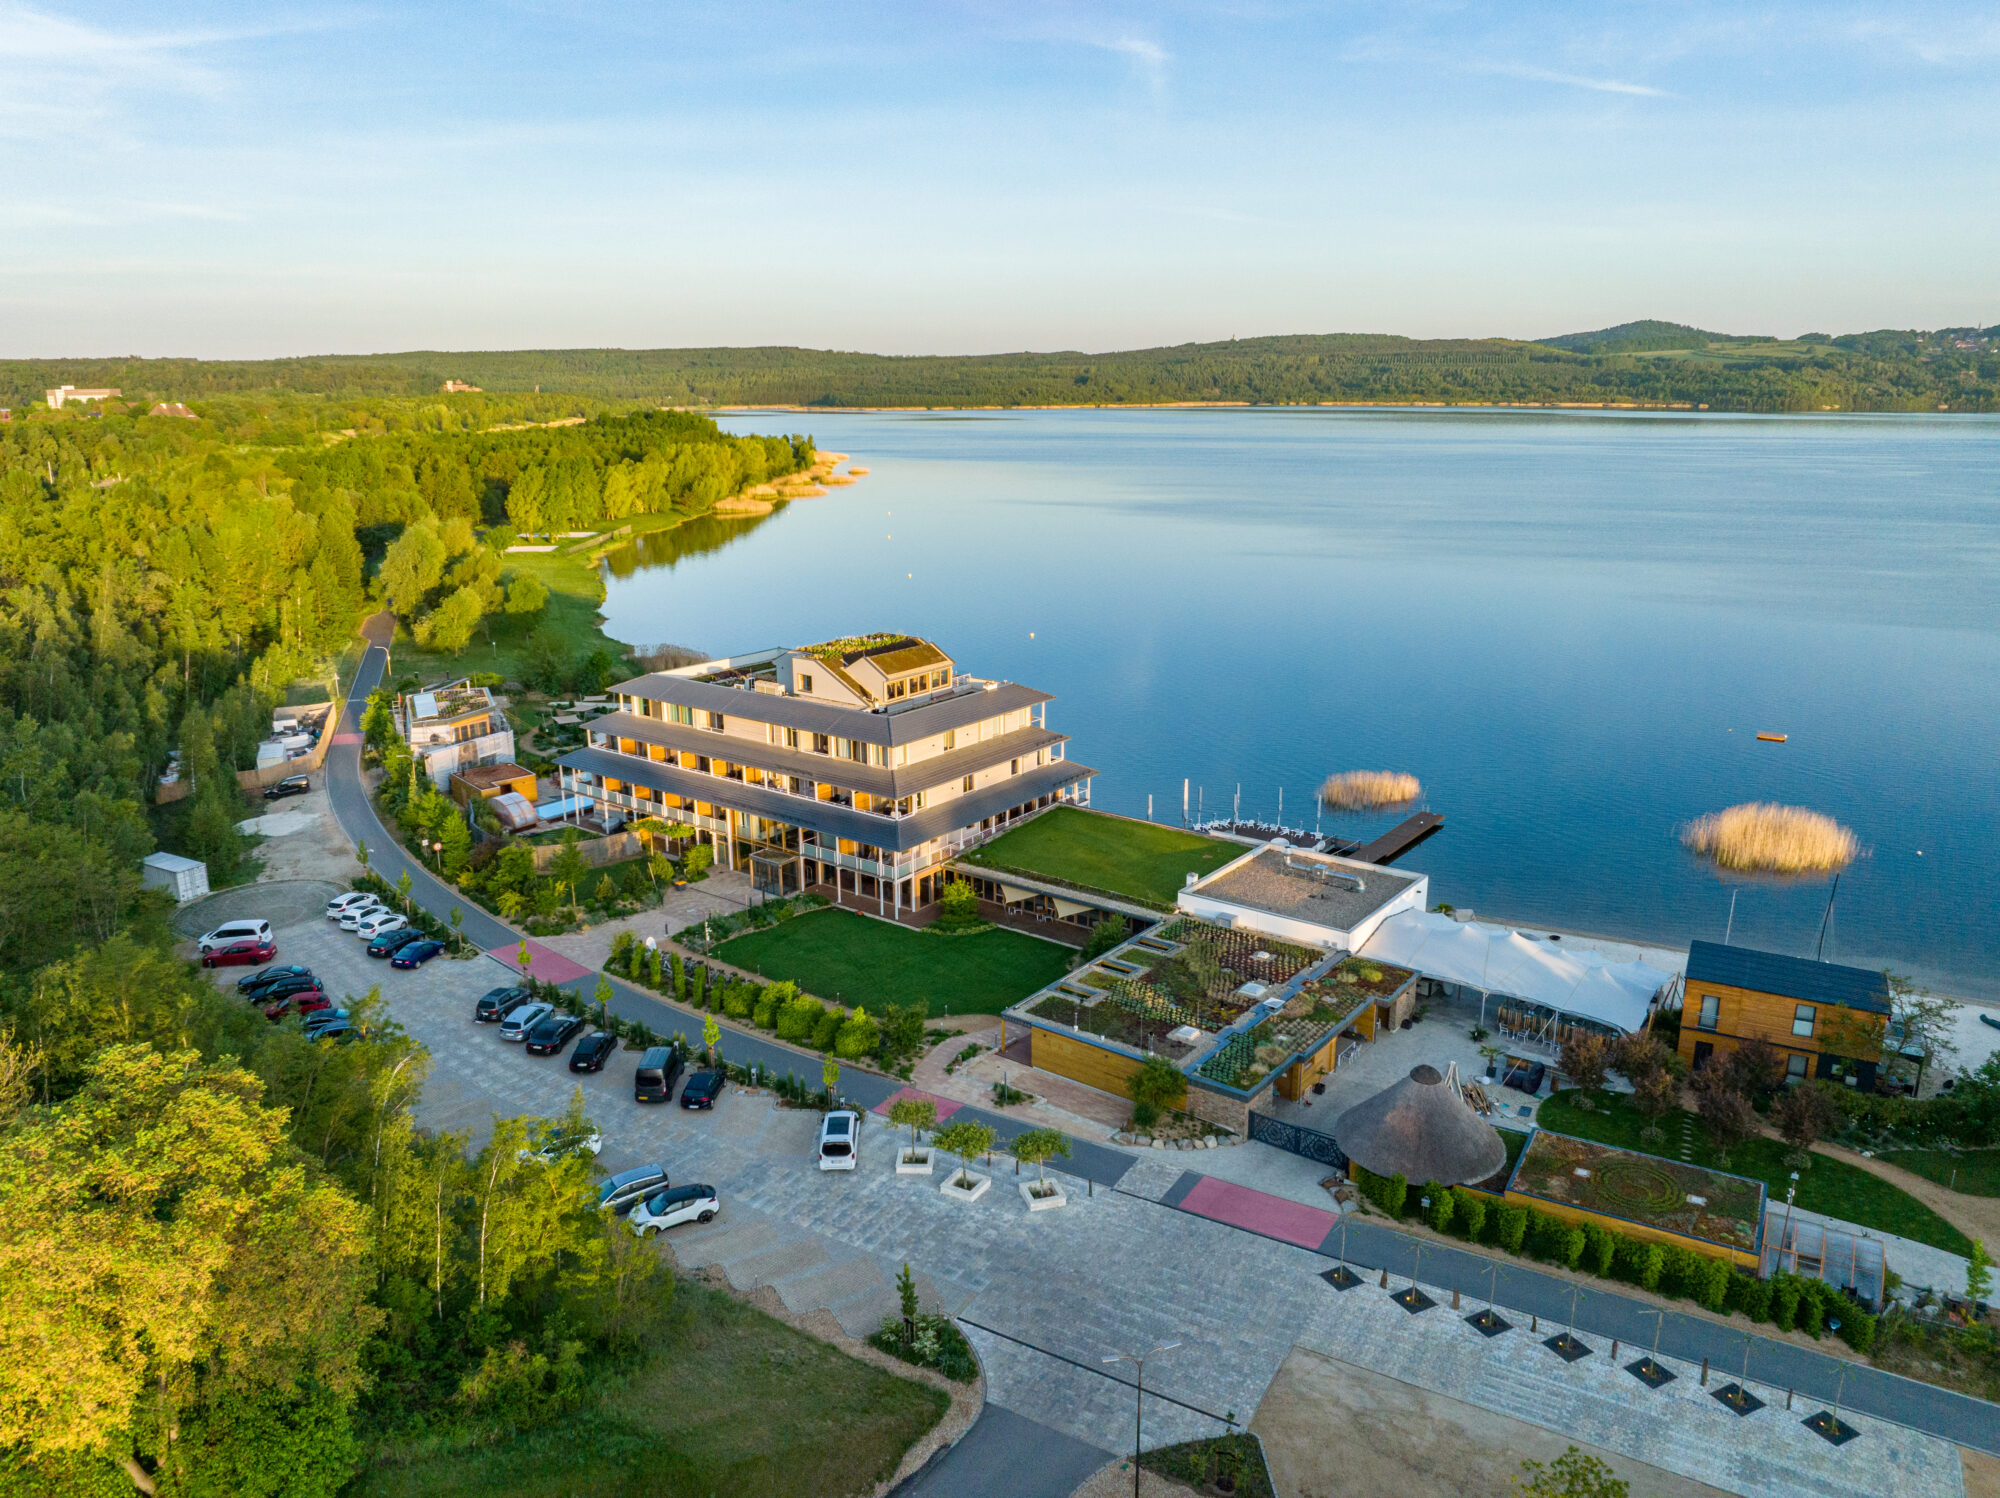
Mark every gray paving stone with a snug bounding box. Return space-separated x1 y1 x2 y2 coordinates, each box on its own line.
774 1256 888 1317
725 1236 829 1289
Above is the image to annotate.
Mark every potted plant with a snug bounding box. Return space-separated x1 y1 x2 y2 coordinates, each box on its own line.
1011 1127 1072 1211
934 1120 996 1203
889 1096 938 1175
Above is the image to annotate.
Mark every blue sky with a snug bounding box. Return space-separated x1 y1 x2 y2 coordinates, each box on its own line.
2 1 1996 357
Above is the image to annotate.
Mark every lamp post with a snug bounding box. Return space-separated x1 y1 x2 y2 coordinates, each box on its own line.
1782 1171 1801 1273
1103 1341 1181 1498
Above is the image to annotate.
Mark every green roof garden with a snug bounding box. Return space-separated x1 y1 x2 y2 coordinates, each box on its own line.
957 806 1241 909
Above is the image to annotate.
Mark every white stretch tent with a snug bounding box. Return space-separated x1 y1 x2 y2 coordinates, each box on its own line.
1357 910 1671 1033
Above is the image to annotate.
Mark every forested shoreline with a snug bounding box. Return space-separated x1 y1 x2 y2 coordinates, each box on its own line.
6 320 1997 412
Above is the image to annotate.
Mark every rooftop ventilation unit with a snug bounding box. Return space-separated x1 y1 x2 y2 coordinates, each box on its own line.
1283 854 1364 893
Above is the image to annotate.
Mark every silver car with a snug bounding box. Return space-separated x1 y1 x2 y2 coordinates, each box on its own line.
499 1001 553 1041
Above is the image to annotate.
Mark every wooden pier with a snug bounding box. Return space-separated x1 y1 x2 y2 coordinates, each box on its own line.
1346 811 1444 865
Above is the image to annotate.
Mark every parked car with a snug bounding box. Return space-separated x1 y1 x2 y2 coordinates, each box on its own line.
198 919 272 955
679 1070 725 1110
238 963 312 994
337 900 386 931
327 891 376 919
262 774 310 800
303 1008 350 1038
521 1128 604 1164
633 1046 684 1103
291 991 336 1018
629 1184 719 1236
309 1020 358 1044
474 986 535 1023
263 988 324 1021
254 974 323 1003
568 1032 618 1073
354 910 408 942
499 1002 553 1041
202 938 276 969
524 1011 585 1055
367 927 426 959
389 939 446 969
596 1163 670 1216
817 1110 860 1171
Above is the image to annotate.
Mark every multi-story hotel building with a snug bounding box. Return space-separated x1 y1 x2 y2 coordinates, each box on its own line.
556 634 1094 908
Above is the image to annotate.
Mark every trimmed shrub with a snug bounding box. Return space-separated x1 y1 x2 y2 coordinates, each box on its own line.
1451 1187 1487 1242
1618 1237 1664 1291
1553 1222 1587 1271
835 1009 881 1060
752 989 780 1029
777 994 825 1043
1736 1274 1774 1322
1657 1245 1700 1299
811 1008 844 1051
1770 1275 1801 1333
1694 1253 1733 1311
1582 1223 1616 1278
1382 1172 1408 1220
1839 1307 1877 1354
724 983 755 1020
670 951 685 999
647 946 663 988
1797 1279 1826 1338
1421 1181 1454 1234
1495 1206 1528 1254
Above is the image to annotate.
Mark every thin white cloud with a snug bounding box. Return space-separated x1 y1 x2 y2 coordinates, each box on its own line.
1477 62 1672 97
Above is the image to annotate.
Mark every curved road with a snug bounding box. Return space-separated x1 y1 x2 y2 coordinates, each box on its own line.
327 632 2000 1460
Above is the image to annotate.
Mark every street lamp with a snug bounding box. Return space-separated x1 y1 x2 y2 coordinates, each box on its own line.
1782 1171 1801 1273
1103 1341 1181 1498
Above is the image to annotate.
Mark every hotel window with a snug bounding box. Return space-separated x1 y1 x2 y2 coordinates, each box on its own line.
1696 994 1720 1031
888 679 905 700
943 728 956 751
800 672 814 694
669 703 694 726
704 711 725 733
1010 757 1021 775
963 775 974 793
812 733 830 755
871 743 889 767
1792 1004 1816 1038
1785 1053 1810 1083
847 739 869 763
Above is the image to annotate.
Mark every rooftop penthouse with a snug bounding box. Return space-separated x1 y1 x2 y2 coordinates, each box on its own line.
397 681 516 788
558 633 1094 907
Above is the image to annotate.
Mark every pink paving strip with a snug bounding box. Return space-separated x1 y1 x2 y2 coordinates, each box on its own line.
1178 1175 1337 1250
332 731 362 745
485 941 592 986
871 1086 963 1121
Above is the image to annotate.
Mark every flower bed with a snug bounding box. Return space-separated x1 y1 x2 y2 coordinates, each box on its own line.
1510 1130 1764 1255
1028 994 1199 1057
1106 918 1322 1032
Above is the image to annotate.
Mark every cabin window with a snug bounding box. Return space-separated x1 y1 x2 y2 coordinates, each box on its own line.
800 673 813 694
1696 995 1719 1031
704 711 725 733
888 680 905 700
963 775 974 793
1785 1053 1809 1082
943 728 956 751
1792 1004 1816 1038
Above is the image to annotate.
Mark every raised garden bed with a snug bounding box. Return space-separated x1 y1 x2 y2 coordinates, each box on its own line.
1104 918 1322 1032
1509 1130 1765 1255
1028 994 1199 1057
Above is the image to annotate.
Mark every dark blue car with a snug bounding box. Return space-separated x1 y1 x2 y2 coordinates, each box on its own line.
389 939 446 969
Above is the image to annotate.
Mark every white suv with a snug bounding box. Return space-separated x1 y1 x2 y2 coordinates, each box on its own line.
629 1184 719 1236
354 909 408 941
337 899 386 931
327 891 377 920
817 1110 860 1171
199 919 271 954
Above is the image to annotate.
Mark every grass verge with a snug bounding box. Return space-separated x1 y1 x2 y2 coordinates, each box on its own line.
716 906 1073 1017
1881 1148 2000 1198
958 806 1240 908
351 1282 947 1498
1537 1089 1972 1256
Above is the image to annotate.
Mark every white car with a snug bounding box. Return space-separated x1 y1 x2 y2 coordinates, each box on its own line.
337 899 387 931
326 891 377 919
817 1110 860 1171
499 1001 553 1041
629 1183 719 1236
198 918 272 954
354 910 408 941
520 1129 604 1164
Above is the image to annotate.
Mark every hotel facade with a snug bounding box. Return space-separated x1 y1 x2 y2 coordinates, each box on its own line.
556 635 1094 908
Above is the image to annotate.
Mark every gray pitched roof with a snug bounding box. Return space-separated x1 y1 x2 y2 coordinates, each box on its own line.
607 672 1052 747
1685 940 1890 1015
1334 1064 1506 1186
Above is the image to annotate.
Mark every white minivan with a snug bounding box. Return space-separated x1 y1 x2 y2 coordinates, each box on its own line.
199 919 272 955
817 1110 860 1171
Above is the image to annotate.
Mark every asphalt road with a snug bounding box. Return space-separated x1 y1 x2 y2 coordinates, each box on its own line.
328 634 2000 1457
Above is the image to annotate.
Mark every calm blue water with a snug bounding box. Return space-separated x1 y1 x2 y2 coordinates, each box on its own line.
599 409 2000 998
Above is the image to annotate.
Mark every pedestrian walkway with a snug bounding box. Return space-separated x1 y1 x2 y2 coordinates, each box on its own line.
1175 1175 1337 1249
487 939 592 985
873 1086 965 1123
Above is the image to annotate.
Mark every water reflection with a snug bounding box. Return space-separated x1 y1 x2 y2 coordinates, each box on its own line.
601 505 789 577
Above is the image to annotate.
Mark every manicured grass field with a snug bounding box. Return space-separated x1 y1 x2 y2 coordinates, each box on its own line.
1882 1148 2000 1198
717 907 1073 1017
958 805 1240 909
353 1284 947 1498
1538 1089 1972 1256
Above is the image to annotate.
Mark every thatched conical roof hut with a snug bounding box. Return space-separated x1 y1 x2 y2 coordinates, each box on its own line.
1334 1063 1506 1186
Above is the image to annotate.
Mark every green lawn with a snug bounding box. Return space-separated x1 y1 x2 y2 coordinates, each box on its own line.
958 805 1241 909
352 1284 947 1498
1882 1148 2000 1198
1538 1089 1973 1256
716 907 1073 1017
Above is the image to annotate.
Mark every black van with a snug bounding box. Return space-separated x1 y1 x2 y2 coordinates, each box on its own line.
634 1046 685 1103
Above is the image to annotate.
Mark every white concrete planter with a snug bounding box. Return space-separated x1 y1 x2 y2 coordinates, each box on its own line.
896 1147 935 1176
1020 1180 1067 1212
939 1171 990 1203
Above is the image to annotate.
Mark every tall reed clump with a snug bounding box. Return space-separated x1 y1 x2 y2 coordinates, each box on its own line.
1680 802 1857 875
1319 770 1421 810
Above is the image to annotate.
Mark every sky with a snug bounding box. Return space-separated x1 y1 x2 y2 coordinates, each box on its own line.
2 1 1997 358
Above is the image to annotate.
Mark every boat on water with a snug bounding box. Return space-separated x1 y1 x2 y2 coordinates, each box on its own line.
1757 732 1788 742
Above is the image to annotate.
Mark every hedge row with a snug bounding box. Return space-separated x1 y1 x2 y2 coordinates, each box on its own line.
1352 1166 1877 1354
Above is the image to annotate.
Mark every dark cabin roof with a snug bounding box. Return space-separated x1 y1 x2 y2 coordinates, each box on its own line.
1684 940 1891 1015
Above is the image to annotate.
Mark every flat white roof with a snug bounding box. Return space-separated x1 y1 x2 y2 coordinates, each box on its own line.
143 851 205 872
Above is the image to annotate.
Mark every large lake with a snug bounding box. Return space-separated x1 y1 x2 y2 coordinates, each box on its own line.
600 409 2000 999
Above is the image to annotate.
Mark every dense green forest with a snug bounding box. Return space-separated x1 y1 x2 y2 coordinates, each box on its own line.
0 395 812 1495
7 320 1997 412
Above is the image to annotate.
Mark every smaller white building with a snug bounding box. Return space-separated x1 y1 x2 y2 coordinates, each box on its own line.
398 682 516 789
142 851 210 904
1176 843 1428 952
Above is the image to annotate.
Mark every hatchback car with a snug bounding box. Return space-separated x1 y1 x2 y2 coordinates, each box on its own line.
499 1001 553 1041
198 919 272 955
354 910 408 942
303 1008 350 1038
389 938 446 969
337 900 386 931
202 938 276 969
679 1070 725 1110
596 1163 670 1216
633 1046 684 1103
262 988 324 1021
524 1011 585 1055
474 986 535 1023
367 927 425 959
238 963 312 994
817 1110 860 1171
568 1032 618 1073
263 774 311 800
291 991 336 1018
629 1184 719 1236
309 1020 358 1044
253 974 323 1003
327 891 376 920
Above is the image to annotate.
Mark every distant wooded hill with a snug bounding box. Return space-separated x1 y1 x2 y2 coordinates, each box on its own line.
7 321 1997 412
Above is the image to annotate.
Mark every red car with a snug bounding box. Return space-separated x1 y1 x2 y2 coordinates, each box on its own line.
291 991 336 1018
262 988 325 1021
204 939 277 969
